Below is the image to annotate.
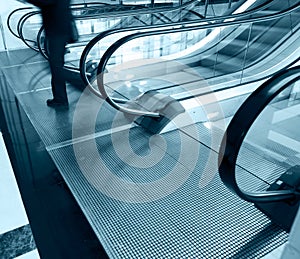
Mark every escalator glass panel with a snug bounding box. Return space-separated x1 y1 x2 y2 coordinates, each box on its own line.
100 1 300 110
235 82 300 195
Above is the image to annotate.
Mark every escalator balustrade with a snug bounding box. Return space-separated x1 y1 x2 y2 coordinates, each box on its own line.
93 0 299 132
218 66 300 232
255 165 300 231
80 0 266 86
9 0 206 53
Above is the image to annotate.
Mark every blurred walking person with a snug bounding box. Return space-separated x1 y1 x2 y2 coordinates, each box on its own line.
26 0 78 108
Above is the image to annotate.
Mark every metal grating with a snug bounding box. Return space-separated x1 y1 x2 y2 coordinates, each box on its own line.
15 87 127 147
48 126 288 259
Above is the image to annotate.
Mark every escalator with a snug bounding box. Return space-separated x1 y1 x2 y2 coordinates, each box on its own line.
80 0 278 89
194 0 297 74
8 0 249 84
91 0 299 135
218 65 300 232
9 0 205 52
2 1 299 258
7 0 208 91
49 0 241 72
7 2 121 51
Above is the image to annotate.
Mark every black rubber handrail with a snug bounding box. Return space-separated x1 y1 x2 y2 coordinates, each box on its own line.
70 0 202 20
28 0 202 58
36 0 205 70
142 11 295 97
95 1 300 117
7 2 111 39
170 19 300 100
18 11 41 51
80 0 274 92
9 1 149 50
218 66 300 203
22 0 200 25
22 0 236 63
10 0 207 54
81 0 273 69
7 7 34 39
36 6 199 71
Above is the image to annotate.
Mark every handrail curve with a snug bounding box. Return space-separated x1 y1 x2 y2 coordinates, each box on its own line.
7 7 34 39
218 66 300 203
95 1 300 117
80 0 276 106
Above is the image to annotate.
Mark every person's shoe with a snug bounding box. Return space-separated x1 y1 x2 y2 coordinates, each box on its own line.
46 99 69 108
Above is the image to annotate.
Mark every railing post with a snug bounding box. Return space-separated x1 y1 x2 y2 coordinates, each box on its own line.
151 0 155 8
240 23 252 84
0 15 7 50
204 0 209 17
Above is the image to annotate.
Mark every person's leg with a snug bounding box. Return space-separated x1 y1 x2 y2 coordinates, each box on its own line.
47 34 68 104
40 2 71 107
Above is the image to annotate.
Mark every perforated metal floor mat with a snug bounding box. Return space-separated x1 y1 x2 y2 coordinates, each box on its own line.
48 127 288 258
15 85 128 147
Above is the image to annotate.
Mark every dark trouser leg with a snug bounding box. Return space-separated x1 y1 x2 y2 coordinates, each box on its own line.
47 35 68 103
40 1 71 104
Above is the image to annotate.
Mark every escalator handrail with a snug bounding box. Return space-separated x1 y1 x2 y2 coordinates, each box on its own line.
28 0 248 62
218 66 300 203
172 19 300 100
71 0 202 20
80 0 276 100
18 11 42 51
80 0 206 19
22 0 202 23
81 0 275 71
95 1 300 117
7 2 112 39
7 7 35 39
24 0 202 57
37 5 203 62
9 0 156 47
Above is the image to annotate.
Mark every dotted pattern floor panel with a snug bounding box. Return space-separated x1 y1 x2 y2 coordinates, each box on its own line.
48 126 288 259
0 49 46 69
15 87 129 147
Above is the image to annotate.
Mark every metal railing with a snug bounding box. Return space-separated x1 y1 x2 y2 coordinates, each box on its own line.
80 0 273 102
94 1 300 117
218 65 300 203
